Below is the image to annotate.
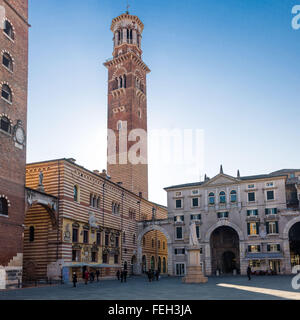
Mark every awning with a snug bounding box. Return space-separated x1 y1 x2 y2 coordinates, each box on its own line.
245 253 284 260
64 263 122 268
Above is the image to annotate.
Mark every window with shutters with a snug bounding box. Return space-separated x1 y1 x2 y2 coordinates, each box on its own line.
248 222 259 235
247 209 258 217
265 208 277 215
248 245 260 253
267 221 279 234
267 244 281 252
191 197 199 208
230 190 237 202
175 199 183 209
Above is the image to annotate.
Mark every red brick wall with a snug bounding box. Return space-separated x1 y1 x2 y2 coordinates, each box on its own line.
0 0 28 266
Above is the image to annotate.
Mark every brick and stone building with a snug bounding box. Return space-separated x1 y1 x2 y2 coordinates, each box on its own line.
164 167 300 276
24 158 168 281
0 0 29 288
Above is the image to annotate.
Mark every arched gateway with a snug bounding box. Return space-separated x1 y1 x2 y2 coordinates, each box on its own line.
137 221 173 275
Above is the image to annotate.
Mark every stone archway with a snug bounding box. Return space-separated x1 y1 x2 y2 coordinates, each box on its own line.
204 221 244 276
137 224 172 275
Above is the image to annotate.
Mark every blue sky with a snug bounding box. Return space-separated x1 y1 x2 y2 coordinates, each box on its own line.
27 0 300 205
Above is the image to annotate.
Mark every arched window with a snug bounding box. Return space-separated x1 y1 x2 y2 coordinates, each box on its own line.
137 109 142 119
2 52 13 71
0 116 11 133
158 240 161 249
118 29 123 45
1 84 12 103
0 198 8 216
73 185 79 202
230 190 237 202
119 76 123 88
4 20 14 40
163 257 167 273
219 191 226 203
151 256 155 270
29 226 35 242
209 192 215 205
123 74 126 88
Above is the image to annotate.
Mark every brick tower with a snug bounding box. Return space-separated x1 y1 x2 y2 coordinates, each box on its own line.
104 12 150 199
0 0 29 288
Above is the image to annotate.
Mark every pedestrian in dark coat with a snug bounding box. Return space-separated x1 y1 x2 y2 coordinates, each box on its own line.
247 266 252 280
124 270 127 282
121 270 124 283
96 270 100 282
155 270 160 281
72 272 77 288
116 270 120 281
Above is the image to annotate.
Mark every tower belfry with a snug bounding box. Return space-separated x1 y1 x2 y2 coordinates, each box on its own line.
104 13 150 199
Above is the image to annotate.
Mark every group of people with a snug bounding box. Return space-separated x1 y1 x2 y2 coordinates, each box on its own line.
72 269 100 287
116 269 128 283
146 269 160 282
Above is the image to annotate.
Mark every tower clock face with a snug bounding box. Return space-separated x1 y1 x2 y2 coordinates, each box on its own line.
15 127 25 144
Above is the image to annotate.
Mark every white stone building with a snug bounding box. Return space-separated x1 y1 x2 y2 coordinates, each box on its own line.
164 168 300 276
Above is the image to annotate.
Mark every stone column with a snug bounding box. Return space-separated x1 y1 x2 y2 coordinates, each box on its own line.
204 243 212 275
114 32 119 47
133 29 137 45
123 28 127 44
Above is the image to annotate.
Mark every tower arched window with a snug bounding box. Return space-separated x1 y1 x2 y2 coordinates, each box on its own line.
119 76 123 88
1 84 12 103
4 20 14 40
2 52 13 72
29 226 35 242
0 198 8 216
123 74 126 88
219 191 226 203
208 192 215 205
0 116 11 133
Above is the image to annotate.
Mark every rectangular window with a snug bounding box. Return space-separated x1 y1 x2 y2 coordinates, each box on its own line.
266 182 274 187
248 192 255 202
105 233 109 246
115 236 119 248
102 254 108 264
267 190 274 200
83 230 89 244
191 214 201 220
175 199 182 209
248 184 255 189
176 226 183 239
175 192 182 197
192 198 199 207
175 248 185 255
267 222 279 234
91 251 97 263
114 255 119 264
265 208 277 215
248 245 260 253
196 225 200 239
217 212 229 219
72 228 78 243
72 250 79 262
96 232 101 245
247 209 258 216
192 189 199 195
248 222 259 235
268 244 281 252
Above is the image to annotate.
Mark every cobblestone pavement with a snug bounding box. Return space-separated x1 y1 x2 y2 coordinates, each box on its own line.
0 275 298 300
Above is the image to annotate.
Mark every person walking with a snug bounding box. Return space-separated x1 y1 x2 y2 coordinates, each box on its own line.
116 270 120 281
72 272 77 288
247 265 252 281
123 270 127 283
155 270 160 281
120 270 124 283
90 271 95 283
96 269 100 282
84 270 89 285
